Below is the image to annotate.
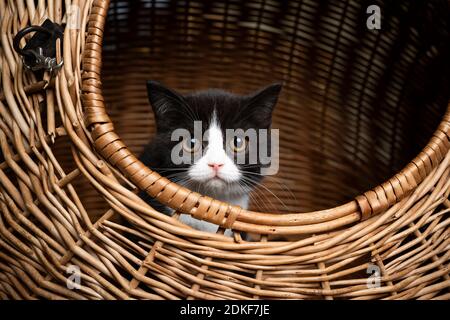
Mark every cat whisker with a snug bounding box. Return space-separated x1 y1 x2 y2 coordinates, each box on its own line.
237 180 264 210
240 175 291 212
238 179 279 212
239 169 297 204
151 167 189 171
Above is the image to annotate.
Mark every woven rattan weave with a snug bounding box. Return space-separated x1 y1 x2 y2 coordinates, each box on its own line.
0 0 449 299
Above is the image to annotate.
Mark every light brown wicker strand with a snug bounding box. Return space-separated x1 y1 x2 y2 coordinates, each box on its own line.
0 0 448 300
81 0 450 236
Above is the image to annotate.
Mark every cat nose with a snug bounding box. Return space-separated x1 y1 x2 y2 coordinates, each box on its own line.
208 163 224 171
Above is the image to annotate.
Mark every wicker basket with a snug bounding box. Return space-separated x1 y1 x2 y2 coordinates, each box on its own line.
0 0 449 300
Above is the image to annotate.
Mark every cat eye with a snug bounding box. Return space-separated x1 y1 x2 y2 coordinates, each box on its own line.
183 138 201 153
230 136 247 153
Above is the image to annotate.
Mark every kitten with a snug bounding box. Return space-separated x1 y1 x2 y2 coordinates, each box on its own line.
139 81 282 236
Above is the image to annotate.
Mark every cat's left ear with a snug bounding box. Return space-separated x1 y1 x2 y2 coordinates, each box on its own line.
244 83 282 128
146 80 190 132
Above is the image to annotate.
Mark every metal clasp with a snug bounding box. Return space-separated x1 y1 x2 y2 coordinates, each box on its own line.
22 47 63 73
13 22 64 73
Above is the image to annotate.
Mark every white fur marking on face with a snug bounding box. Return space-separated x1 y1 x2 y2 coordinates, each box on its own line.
183 111 248 236
188 111 241 186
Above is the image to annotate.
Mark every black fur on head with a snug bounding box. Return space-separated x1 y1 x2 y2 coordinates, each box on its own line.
139 81 282 210
146 80 281 132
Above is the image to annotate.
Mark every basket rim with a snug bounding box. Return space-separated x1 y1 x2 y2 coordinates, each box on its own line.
81 0 450 235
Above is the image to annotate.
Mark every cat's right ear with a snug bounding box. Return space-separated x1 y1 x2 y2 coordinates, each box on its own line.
146 80 185 121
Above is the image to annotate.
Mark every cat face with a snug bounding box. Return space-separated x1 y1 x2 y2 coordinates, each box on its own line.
140 81 281 199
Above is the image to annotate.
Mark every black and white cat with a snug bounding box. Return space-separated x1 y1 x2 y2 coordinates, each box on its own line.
139 81 281 235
